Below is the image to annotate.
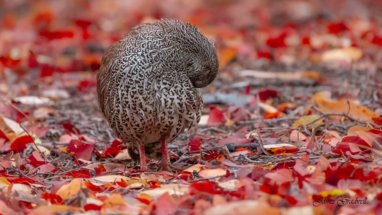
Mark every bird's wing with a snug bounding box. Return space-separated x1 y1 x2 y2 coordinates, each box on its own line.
154 74 202 139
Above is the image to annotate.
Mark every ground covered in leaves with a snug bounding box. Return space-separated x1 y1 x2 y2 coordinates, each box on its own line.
1 0 382 214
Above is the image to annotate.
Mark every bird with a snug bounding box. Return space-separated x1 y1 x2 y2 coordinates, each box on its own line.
97 19 219 171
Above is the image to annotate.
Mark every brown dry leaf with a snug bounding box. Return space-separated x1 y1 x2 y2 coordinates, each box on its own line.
29 205 80 215
321 47 362 63
33 107 55 120
113 149 132 161
199 168 227 178
347 125 370 136
259 102 278 113
202 200 280 215
56 178 82 200
90 175 131 185
292 115 323 130
183 164 206 173
217 179 239 191
290 130 307 142
356 131 381 147
141 184 189 198
0 115 24 140
311 91 378 122
103 193 126 209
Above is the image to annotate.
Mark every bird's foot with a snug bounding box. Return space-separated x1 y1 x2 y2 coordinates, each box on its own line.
138 145 148 171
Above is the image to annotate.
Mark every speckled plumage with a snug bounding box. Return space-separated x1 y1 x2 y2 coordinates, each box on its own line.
97 19 218 170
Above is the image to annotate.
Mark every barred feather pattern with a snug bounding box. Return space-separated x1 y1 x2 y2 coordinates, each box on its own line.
97 19 218 156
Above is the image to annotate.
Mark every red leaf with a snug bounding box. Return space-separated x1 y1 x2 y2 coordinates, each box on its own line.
0 55 21 68
78 80 97 91
257 50 273 60
243 84 251 95
8 177 35 184
149 181 161 188
327 21 348 34
27 51 39 68
190 181 222 195
0 130 9 141
103 139 126 157
325 163 355 185
266 33 287 48
371 35 382 46
177 172 192 181
188 137 201 153
94 164 106 176
84 204 102 211
136 197 151 205
67 139 95 160
40 65 55 77
84 181 103 192
39 30 75 40
207 106 224 126
202 149 224 161
264 168 294 186
154 193 176 215
74 19 92 29
372 116 382 125
61 120 80 134
10 135 34 153
27 152 47 167
65 169 92 178
258 89 279 101
284 195 298 205
301 36 311 46
41 192 63 204
332 136 371 156
115 179 127 188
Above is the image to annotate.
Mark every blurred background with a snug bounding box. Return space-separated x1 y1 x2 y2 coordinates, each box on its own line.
1 0 382 97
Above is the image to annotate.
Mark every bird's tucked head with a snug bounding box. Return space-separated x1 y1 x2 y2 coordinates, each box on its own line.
187 48 219 88
160 19 219 88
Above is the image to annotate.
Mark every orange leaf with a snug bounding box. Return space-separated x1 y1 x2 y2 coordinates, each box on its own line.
311 91 378 122
218 47 236 68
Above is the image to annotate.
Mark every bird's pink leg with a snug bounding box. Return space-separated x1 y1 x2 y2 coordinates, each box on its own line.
138 145 147 171
160 138 169 170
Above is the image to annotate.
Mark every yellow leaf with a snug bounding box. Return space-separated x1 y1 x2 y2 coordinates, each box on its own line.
56 178 82 200
0 177 10 186
311 91 378 122
292 115 323 129
320 189 347 197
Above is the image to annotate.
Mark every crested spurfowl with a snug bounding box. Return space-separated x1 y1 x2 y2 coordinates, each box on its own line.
97 19 218 170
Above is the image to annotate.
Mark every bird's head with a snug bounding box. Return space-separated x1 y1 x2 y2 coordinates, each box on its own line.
160 19 219 88
187 42 219 88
